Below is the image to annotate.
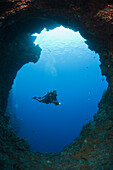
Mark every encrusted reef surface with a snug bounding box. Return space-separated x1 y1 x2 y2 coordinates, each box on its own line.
0 0 113 169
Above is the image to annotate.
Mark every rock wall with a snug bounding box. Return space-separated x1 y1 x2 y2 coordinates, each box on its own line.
0 0 113 169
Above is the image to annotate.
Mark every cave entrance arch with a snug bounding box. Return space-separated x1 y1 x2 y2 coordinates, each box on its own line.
6 23 107 151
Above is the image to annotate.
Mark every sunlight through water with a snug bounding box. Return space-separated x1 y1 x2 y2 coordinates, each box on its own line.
7 26 108 153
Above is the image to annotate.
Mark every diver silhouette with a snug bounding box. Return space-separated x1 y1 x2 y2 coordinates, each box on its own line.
33 90 61 106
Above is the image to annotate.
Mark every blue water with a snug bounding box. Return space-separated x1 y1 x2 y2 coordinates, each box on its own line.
7 26 108 153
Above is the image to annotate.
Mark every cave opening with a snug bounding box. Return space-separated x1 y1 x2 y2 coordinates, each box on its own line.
7 26 108 153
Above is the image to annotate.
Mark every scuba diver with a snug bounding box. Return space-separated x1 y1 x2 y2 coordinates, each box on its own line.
32 90 61 106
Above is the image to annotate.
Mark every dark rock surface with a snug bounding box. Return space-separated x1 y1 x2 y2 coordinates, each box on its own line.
0 0 113 169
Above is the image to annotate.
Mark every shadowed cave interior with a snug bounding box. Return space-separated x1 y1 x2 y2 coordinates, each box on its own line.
0 0 113 169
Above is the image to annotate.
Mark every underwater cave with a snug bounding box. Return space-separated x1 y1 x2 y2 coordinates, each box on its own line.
0 0 113 169
7 26 108 153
